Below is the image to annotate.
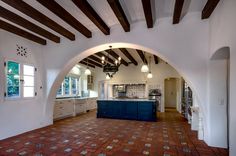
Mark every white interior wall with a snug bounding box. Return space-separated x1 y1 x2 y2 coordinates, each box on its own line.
208 59 228 148
209 0 236 154
93 60 181 112
0 30 46 139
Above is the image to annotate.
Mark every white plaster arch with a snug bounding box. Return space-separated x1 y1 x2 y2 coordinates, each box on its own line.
42 13 209 141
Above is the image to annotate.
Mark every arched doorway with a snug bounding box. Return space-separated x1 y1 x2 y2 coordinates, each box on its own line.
209 46 230 148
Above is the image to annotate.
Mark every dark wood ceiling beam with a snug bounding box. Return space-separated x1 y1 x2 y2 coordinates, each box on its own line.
88 55 106 65
0 6 60 43
36 0 91 38
79 61 95 68
202 0 220 19
107 0 130 32
173 0 184 24
72 0 110 35
153 55 159 64
95 52 115 65
136 50 147 64
141 0 153 28
1 0 75 40
105 50 128 66
119 48 138 66
83 58 102 68
0 19 46 45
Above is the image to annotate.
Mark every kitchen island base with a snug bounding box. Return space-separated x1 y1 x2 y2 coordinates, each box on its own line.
97 99 157 121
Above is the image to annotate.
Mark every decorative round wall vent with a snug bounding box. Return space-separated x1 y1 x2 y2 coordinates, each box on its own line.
16 44 28 57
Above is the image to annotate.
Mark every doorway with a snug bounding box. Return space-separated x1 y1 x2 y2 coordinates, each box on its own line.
164 78 177 109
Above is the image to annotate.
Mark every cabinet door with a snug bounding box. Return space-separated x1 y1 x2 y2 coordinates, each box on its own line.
113 102 125 118
138 102 156 121
124 102 138 120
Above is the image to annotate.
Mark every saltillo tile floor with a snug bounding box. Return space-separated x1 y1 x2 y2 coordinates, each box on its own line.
0 109 228 156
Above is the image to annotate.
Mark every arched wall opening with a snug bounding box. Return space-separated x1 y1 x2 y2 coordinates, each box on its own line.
208 46 230 148
46 43 199 123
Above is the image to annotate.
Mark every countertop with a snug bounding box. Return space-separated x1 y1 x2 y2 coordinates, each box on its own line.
97 98 156 102
55 97 97 101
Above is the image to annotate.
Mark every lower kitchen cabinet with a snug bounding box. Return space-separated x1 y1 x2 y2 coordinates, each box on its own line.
53 98 97 120
97 100 157 121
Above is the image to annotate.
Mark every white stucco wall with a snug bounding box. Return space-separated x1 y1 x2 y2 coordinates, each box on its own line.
0 30 47 139
209 0 236 154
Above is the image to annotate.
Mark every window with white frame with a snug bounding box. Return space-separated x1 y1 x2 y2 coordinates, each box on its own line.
5 60 36 98
56 76 79 97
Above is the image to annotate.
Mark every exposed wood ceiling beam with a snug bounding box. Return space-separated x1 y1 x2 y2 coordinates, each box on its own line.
202 0 220 19
107 0 130 32
95 52 115 65
0 6 60 43
119 48 138 66
1 0 75 40
83 58 102 68
141 0 153 28
88 55 106 65
105 50 129 66
36 0 91 38
79 61 95 68
153 55 159 64
136 50 147 64
173 0 184 24
0 19 46 45
72 0 110 35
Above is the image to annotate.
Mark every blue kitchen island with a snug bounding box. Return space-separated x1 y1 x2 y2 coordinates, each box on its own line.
97 99 157 121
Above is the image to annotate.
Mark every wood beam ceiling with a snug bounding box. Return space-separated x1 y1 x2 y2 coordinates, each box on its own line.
173 0 184 24
36 0 91 38
119 48 138 66
105 50 129 66
88 55 104 65
202 0 220 19
83 58 102 68
141 0 153 28
0 6 60 43
1 0 75 41
79 61 95 68
107 0 130 32
72 0 110 35
95 52 115 65
153 55 159 64
136 50 147 64
0 19 46 45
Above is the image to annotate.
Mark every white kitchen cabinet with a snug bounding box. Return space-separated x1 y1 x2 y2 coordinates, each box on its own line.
53 98 97 120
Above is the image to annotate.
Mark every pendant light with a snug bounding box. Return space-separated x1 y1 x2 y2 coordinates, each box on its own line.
147 56 153 79
141 51 149 72
106 73 110 80
84 59 91 75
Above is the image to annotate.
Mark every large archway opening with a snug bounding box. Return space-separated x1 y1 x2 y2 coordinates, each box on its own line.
46 43 199 133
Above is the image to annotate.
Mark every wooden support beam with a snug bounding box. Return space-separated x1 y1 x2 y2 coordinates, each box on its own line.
83 58 102 68
0 6 60 43
107 0 130 32
119 48 138 66
0 20 46 45
105 50 129 66
153 55 159 64
136 50 147 64
202 0 220 19
1 0 75 40
36 0 91 38
95 52 115 65
72 0 110 35
79 61 95 68
88 55 105 65
141 0 153 28
173 0 184 24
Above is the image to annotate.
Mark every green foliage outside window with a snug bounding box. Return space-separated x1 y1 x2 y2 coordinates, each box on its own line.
64 77 70 95
7 61 20 97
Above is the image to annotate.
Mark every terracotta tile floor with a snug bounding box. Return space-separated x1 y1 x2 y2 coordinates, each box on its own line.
0 109 228 156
